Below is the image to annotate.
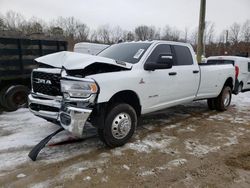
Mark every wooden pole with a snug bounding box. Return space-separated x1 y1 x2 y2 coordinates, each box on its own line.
197 0 206 63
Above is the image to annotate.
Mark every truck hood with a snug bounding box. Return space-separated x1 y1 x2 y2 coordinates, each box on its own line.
35 51 132 70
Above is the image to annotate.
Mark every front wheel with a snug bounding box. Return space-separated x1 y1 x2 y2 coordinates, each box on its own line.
101 103 137 148
215 86 232 111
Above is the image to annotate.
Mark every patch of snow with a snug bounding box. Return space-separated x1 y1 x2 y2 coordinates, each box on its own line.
59 157 109 181
185 139 220 157
83 176 91 181
125 133 176 153
224 136 238 146
138 169 155 177
157 158 187 170
122 164 130 170
97 168 103 173
101 176 109 183
17 173 26 178
78 167 88 172
29 180 51 188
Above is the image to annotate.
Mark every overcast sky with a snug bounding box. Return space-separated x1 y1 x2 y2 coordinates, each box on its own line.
1 0 250 34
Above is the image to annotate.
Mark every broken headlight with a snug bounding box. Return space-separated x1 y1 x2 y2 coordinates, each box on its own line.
60 79 98 98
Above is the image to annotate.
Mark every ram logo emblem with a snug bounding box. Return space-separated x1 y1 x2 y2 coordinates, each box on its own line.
34 78 52 85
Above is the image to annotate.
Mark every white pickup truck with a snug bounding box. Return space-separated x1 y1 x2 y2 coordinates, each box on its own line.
29 41 235 147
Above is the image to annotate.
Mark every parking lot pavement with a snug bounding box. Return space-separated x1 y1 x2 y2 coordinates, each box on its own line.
0 92 250 188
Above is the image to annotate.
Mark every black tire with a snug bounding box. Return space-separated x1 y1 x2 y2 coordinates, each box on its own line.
102 103 137 148
238 83 243 94
207 98 216 110
97 128 106 144
0 86 10 109
215 86 232 111
4 85 29 112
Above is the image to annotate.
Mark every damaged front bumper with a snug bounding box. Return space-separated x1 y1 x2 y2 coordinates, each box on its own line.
28 93 96 137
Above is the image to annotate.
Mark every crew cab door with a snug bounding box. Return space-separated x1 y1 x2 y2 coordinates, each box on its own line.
142 44 199 113
170 45 200 101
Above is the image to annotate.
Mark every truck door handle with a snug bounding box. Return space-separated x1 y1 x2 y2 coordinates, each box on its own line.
193 70 199 74
169 72 177 76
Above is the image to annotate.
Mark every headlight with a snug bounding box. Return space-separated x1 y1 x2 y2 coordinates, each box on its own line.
60 79 98 98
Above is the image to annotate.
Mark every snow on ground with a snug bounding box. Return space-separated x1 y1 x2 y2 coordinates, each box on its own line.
0 92 249 176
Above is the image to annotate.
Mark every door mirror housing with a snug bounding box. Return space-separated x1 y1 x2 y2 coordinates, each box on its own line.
144 54 173 71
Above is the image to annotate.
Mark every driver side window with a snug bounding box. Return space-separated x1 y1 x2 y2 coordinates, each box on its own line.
146 44 172 63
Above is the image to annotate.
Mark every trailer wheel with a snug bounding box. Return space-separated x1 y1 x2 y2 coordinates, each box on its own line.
207 98 216 110
101 103 137 148
0 86 10 109
215 86 232 111
5 85 29 112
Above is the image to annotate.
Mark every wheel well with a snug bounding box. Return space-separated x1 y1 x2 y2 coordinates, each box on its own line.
108 90 141 116
224 77 233 90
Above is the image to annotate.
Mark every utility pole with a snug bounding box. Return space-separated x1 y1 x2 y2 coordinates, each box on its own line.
197 0 206 64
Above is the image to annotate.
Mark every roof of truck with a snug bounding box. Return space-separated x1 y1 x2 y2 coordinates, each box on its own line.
122 40 193 48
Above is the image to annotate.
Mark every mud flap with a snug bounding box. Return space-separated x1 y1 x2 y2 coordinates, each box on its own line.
28 128 64 161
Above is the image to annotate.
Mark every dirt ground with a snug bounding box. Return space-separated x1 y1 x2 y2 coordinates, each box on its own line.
0 92 250 188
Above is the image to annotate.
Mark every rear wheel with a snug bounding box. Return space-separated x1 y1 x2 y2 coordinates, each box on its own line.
215 86 232 111
101 103 137 148
238 83 243 94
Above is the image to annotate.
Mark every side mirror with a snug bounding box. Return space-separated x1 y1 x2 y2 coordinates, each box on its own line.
144 54 173 71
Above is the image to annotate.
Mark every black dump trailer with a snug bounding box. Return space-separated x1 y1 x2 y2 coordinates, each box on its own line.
0 37 67 111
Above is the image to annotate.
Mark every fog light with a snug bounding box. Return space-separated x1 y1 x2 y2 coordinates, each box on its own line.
60 113 71 126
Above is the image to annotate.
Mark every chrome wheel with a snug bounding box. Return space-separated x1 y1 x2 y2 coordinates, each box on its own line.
111 113 131 139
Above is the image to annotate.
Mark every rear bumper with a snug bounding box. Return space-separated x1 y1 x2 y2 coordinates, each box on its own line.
28 94 93 137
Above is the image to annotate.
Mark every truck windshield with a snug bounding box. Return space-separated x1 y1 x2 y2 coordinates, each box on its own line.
98 43 151 64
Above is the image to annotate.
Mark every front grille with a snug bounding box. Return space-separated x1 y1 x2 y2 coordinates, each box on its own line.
32 71 61 96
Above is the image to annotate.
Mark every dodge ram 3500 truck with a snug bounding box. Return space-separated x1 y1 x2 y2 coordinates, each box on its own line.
28 41 235 147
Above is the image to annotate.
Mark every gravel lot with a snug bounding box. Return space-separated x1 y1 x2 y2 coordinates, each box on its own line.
0 92 250 188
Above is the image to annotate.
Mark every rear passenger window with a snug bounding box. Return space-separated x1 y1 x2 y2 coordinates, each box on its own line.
173 45 193 66
248 62 250 72
146 44 171 63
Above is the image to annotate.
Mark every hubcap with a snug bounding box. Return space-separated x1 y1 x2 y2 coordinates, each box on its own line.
111 113 131 139
224 92 230 106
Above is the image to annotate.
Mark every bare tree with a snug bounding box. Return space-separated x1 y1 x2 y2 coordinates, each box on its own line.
76 24 89 41
241 20 250 42
4 11 25 31
97 25 112 44
110 26 123 43
184 27 189 42
134 25 157 40
123 31 135 41
204 22 215 44
48 26 64 38
190 28 198 46
229 22 241 44
89 30 98 42
161 25 181 41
